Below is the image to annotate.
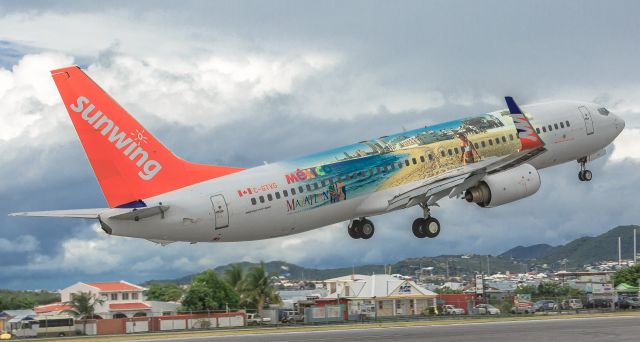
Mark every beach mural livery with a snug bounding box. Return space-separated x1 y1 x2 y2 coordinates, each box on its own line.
277 109 521 213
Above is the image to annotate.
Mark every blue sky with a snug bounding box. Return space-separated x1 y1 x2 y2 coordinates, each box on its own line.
0 0 639 290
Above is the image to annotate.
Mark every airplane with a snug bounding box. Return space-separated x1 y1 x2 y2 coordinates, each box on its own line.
10 66 625 244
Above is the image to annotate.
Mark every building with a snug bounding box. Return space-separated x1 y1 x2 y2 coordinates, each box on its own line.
35 281 179 319
0 310 36 332
322 274 437 318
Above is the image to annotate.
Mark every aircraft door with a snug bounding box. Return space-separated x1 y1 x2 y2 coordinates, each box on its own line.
578 106 595 135
210 195 229 229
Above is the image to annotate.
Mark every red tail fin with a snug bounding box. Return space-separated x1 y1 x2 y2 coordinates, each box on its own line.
51 66 243 208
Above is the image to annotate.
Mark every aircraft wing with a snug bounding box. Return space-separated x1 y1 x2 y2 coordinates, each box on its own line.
387 96 546 210
8 208 108 219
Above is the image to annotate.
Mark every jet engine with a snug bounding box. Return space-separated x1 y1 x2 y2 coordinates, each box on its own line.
464 164 541 208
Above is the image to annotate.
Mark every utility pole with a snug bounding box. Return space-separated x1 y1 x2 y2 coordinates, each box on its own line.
634 228 637 265
618 236 622 266
487 255 491 275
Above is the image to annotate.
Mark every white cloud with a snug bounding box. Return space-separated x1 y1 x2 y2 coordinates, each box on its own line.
609 128 640 162
0 235 39 252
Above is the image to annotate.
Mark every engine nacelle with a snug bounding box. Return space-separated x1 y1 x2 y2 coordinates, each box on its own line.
465 164 541 208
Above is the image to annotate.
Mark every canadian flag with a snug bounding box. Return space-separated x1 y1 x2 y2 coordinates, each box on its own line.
237 188 253 197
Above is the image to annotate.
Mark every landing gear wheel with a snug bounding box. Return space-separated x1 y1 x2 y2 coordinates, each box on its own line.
423 217 441 238
359 219 375 239
348 220 361 239
412 218 427 238
582 170 592 181
578 171 585 181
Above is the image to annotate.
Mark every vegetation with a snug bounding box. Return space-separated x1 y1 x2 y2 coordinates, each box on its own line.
515 282 583 299
181 270 240 311
223 264 245 291
0 289 59 311
434 286 463 294
63 291 104 335
614 265 640 286
144 283 183 302
241 262 281 317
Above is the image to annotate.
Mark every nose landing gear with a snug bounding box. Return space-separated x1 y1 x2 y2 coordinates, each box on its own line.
412 204 441 238
578 158 592 182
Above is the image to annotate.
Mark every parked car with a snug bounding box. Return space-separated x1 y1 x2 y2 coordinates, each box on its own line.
246 313 271 325
617 297 640 309
281 310 304 324
442 305 465 315
561 298 583 310
533 300 557 312
511 301 533 314
472 304 501 315
586 298 613 309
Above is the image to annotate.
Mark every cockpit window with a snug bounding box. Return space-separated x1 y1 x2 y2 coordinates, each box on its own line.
598 107 610 116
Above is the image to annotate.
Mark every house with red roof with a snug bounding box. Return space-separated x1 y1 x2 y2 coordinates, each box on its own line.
35 281 179 319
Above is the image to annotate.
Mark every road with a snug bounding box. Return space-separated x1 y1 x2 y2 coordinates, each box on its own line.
136 316 640 342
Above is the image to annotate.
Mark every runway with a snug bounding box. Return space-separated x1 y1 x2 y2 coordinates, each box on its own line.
137 315 640 342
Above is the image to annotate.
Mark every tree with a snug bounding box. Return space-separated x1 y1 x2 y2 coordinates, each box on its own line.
63 291 104 335
614 265 640 286
144 283 183 302
434 286 463 294
181 270 240 312
242 262 281 317
224 264 245 291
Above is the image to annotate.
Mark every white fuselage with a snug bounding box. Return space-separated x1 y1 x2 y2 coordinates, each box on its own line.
99 101 624 243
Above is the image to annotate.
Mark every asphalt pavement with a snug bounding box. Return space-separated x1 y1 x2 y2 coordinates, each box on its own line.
135 315 640 342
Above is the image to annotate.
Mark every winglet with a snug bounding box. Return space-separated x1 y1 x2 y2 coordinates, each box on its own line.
505 96 544 152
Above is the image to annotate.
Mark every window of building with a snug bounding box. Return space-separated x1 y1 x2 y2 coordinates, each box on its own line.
283 189 288 197
379 301 383 310
267 194 273 201
275 192 281 200
122 293 129 300
132 293 139 300
111 293 118 301
396 301 401 309
560 122 565 128
259 196 265 203
251 198 257 205
554 123 559 130
566 120 571 127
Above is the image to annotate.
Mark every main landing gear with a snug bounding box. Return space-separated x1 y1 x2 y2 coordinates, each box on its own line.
412 204 441 238
348 218 375 239
578 158 593 182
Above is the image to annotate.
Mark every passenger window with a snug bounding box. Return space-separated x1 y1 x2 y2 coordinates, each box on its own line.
481 141 486 148
405 160 410 166
267 194 273 201
560 122 565 128
509 134 514 141
412 158 417 165
474 143 479 149
361 171 366 177
376 166 381 173
314 183 319 190
454 147 459 154
306 184 312 191
488 140 493 146
548 125 553 131
369 169 374 176
554 123 559 130
501 136 506 143
389 163 395 170
251 198 257 205
428 154 434 161
440 150 446 157
398 162 403 168
259 196 265 203
542 126 547 132
460 146 465 152
329 177 334 184
495 138 500 144
283 189 288 197
448 149 453 156
566 120 571 127
420 156 425 163
536 128 540 134
275 192 281 200
298 186 304 193
344 174 350 181
291 188 296 195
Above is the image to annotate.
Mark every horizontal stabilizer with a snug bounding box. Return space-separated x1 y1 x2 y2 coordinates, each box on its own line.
109 205 170 221
8 208 108 219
